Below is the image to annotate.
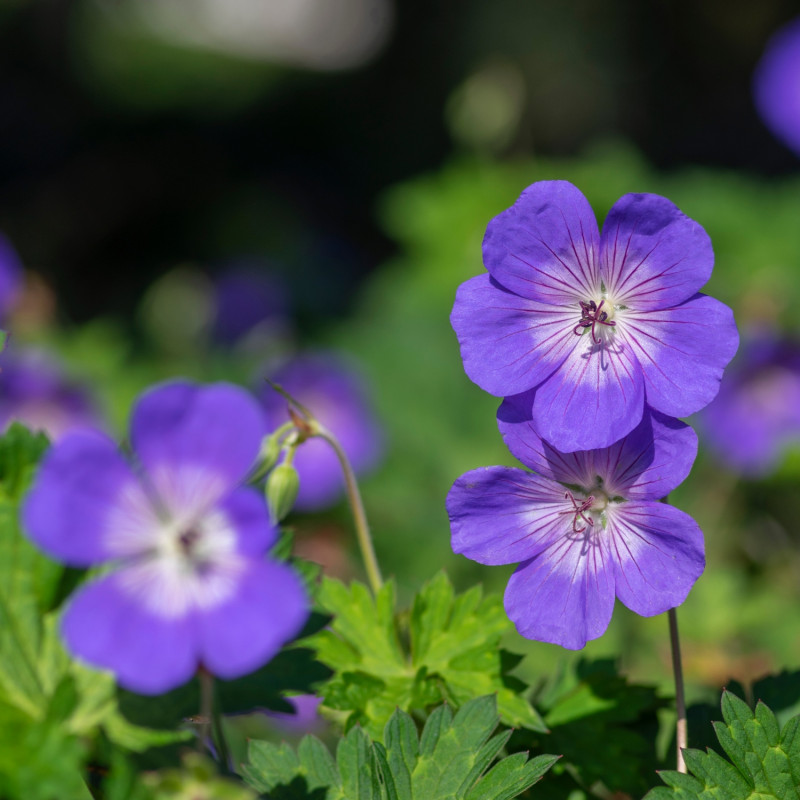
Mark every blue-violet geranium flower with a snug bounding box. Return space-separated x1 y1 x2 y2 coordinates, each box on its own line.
753 16 800 158
23 381 309 694
0 347 99 441
451 181 739 452
447 396 704 649
699 331 800 477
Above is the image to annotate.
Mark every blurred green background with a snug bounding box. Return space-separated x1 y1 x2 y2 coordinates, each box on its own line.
2 0 800 711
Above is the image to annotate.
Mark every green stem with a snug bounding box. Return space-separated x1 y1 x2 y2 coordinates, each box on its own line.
668 607 688 773
198 669 231 768
315 426 383 595
198 668 213 754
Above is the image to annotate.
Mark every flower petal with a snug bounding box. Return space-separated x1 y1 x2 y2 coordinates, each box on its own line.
291 437 345 511
621 293 739 418
505 530 615 649
606 501 704 616
447 466 568 566
131 381 267 516
196 558 309 680
22 430 151 566
606 411 698 500
218 486 277 557
531 330 645 452
451 274 577 396
600 194 713 310
61 571 197 695
483 181 600 304
498 400 697 500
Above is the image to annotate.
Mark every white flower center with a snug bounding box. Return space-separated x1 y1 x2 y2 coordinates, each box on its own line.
115 505 245 619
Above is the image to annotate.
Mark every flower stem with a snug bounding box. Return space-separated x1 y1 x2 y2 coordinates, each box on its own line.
198 668 231 769
316 426 383 595
668 607 688 773
198 667 213 754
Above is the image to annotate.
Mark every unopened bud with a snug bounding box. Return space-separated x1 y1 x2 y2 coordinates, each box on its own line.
266 462 300 524
259 430 287 474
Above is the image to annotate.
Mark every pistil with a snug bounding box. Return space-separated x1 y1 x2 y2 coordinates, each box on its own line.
563 490 594 533
573 299 617 344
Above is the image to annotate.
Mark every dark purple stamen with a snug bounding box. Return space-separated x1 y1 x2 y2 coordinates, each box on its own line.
573 299 616 344
178 528 201 554
563 490 594 533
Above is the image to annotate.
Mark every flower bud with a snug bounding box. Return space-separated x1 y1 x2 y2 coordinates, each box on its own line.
259 429 287 475
266 462 300 524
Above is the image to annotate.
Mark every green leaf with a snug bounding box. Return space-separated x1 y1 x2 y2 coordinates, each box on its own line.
645 690 800 799
0 687 91 800
0 425 192 762
537 658 665 798
306 573 545 737
337 726 382 800
0 425 61 718
241 696 557 800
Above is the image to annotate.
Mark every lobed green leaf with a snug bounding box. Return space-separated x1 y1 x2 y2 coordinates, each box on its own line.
645 690 800 799
306 572 545 736
241 696 557 800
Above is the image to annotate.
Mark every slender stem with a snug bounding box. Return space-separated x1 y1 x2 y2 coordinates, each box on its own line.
211 688 232 771
668 607 688 773
198 668 213 754
198 668 231 768
316 427 383 595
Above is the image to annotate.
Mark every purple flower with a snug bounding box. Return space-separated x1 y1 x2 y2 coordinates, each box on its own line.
259 354 382 512
0 348 99 440
754 17 800 156
0 232 23 319
265 694 324 735
699 332 800 476
447 397 704 649
213 264 291 345
23 381 309 695
450 181 738 452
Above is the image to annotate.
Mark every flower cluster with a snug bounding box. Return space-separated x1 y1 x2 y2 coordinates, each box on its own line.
448 181 738 648
23 381 309 694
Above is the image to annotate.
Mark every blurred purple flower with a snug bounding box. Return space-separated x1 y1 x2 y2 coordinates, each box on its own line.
0 349 99 440
265 694 324 735
447 402 704 649
213 265 291 344
450 181 738 452
0 233 23 319
23 381 309 695
754 17 800 156
259 354 382 512
699 333 800 476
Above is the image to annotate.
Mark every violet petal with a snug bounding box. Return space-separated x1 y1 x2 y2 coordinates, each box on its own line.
22 430 148 566
483 180 600 304
530 331 645 452
622 293 739 418
196 558 309 680
61 571 197 695
600 193 714 310
505 532 615 650
607 501 705 616
447 466 567 566
131 381 266 516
